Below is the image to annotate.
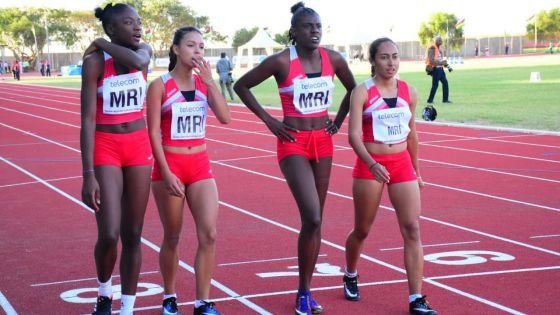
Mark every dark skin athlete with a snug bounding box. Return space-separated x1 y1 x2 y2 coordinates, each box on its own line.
80 5 153 295
234 11 355 292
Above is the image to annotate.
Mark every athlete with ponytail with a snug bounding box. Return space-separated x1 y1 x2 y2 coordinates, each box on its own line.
234 2 355 314
146 26 230 315
80 3 152 315
342 37 437 315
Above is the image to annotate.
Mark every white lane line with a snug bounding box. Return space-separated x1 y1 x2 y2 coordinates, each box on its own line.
219 201 525 314
2 93 79 106
0 157 271 315
3 120 558 254
426 181 560 212
216 161 560 257
380 241 481 251
0 175 81 189
424 143 560 164
529 234 560 239
0 291 17 315
219 254 328 267
97 264 560 314
31 271 160 287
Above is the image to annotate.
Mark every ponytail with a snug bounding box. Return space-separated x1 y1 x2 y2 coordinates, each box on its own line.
168 46 177 72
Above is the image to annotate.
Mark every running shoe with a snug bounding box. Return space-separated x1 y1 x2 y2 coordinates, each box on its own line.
409 295 437 315
343 275 360 301
193 301 221 315
309 295 324 314
92 295 112 315
295 292 312 315
162 296 179 315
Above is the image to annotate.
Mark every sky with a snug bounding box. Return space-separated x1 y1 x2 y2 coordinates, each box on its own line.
5 0 559 42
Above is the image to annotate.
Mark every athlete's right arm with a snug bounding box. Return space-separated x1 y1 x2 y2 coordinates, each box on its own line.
80 52 103 211
233 51 297 142
146 79 185 198
84 38 152 70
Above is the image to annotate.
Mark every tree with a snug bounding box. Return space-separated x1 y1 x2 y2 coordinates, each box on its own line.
418 12 464 53
0 7 80 68
99 0 226 58
231 27 258 49
526 8 560 41
274 30 290 47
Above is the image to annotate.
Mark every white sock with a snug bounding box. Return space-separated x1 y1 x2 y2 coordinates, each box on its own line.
409 293 422 303
97 277 112 297
194 299 206 308
164 293 177 300
345 268 358 278
120 294 136 313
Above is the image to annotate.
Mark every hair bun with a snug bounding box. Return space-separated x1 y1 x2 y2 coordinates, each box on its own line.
94 7 104 19
290 1 305 14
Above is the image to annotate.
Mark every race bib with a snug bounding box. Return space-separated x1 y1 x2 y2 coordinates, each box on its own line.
102 72 146 114
372 107 411 144
292 76 334 114
170 101 207 140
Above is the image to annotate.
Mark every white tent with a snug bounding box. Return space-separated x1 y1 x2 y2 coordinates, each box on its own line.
236 28 284 68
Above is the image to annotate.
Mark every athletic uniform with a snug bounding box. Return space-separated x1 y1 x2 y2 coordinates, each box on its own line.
94 52 152 167
276 46 335 162
151 73 213 185
352 78 417 184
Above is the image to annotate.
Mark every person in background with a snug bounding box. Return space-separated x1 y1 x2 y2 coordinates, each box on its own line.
12 60 20 81
234 2 355 314
40 60 46 76
425 35 451 104
80 3 152 314
215 52 235 101
505 42 509 55
146 26 230 315
46 60 52 76
343 37 437 315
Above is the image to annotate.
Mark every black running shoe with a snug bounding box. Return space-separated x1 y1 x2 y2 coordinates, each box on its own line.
162 296 179 315
92 296 112 315
343 275 360 301
193 301 221 315
409 295 437 315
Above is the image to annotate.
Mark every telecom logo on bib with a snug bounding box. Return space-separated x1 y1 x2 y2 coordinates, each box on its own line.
372 107 411 144
293 76 334 114
171 101 207 140
102 72 146 114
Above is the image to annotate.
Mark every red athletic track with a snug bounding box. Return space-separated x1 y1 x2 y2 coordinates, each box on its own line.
0 82 559 315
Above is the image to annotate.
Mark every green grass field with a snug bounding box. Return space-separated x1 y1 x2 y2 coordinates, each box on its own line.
9 54 560 132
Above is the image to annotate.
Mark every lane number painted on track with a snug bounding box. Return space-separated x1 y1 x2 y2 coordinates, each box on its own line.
424 250 515 265
60 282 163 303
257 263 344 278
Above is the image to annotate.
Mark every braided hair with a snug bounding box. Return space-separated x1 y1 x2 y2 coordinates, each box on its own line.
168 27 202 71
288 2 317 45
368 37 396 77
94 3 132 37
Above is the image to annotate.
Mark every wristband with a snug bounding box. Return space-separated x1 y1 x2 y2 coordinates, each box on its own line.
83 169 94 175
368 162 378 170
